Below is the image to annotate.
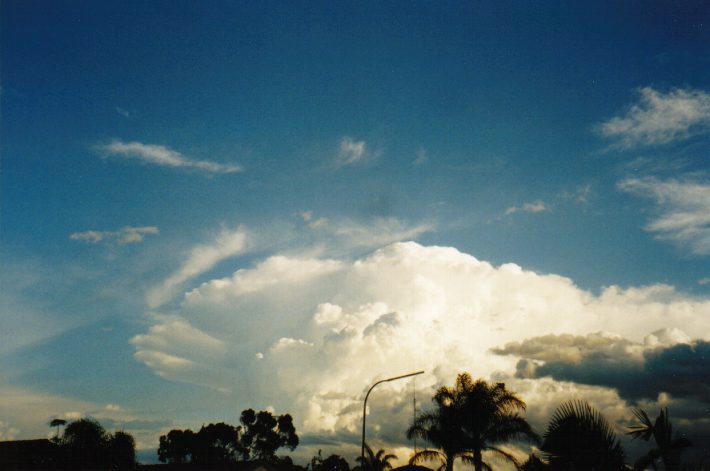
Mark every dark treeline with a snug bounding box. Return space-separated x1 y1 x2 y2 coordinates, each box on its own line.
2 373 704 471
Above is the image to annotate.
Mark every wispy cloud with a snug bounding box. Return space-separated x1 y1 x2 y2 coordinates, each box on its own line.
618 177 710 255
333 136 374 168
146 227 249 308
70 226 159 245
412 148 428 166
505 200 549 216
599 87 710 148
115 107 131 119
95 140 243 174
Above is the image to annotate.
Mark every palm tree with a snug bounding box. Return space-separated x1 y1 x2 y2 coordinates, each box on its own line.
407 385 466 471
628 408 691 471
407 373 537 471
541 400 626 471
457 375 538 471
356 444 397 471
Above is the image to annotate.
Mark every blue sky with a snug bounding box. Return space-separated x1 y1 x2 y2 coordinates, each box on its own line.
2 0 709 465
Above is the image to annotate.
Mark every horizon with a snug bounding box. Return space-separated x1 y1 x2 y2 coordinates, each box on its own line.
1 1 709 467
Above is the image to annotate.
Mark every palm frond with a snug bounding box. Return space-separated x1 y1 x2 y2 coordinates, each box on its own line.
484 445 521 468
628 408 654 441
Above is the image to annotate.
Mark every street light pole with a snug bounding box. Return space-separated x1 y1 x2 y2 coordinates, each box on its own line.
361 371 425 466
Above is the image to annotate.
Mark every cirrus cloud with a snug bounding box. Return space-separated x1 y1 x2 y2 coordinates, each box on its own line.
618 176 710 256
95 140 243 174
70 226 159 245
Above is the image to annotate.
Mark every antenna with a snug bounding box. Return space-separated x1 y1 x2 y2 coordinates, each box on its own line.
412 375 418 453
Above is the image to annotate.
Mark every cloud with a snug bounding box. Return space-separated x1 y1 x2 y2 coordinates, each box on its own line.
301 211 330 229
333 137 374 168
505 201 549 216
70 226 159 245
618 176 710 255
0 384 169 451
330 217 433 249
493 329 710 404
412 148 428 166
95 140 243 174
115 107 131 119
599 87 710 148
132 242 710 452
146 227 249 308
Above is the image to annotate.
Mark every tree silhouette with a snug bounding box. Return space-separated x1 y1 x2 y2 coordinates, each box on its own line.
355 444 397 471
158 429 195 463
192 422 242 465
61 418 110 470
457 374 538 471
322 454 352 471
49 418 67 440
541 400 626 471
109 430 137 470
408 373 536 471
628 407 692 471
239 409 299 461
407 377 468 471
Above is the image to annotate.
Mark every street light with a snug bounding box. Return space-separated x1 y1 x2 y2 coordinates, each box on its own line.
361 371 425 465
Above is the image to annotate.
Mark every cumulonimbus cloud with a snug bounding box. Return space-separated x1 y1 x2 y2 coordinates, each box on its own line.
95 140 243 174
599 86 710 148
70 226 159 245
618 176 710 255
132 242 710 452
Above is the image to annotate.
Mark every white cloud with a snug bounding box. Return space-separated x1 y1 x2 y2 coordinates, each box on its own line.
505 201 549 216
132 242 710 452
146 227 249 308
618 177 710 255
95 140 243 174
70 226 159 245
333 137 373 168
599 87 710 148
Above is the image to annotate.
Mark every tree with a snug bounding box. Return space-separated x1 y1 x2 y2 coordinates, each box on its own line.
239 409 299 461
628 407 692 471
356 444 397 471
49 418 67 440
60 419 138 470
408 373 536 471
407 377 468 471
158 429 195 464
62 418 110 470
192 422 242 465
321 454 352 471
109 431 136 470
456 374 538 471
541 400 626 471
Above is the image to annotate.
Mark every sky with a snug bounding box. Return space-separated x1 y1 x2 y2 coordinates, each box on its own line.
1 0 710 466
